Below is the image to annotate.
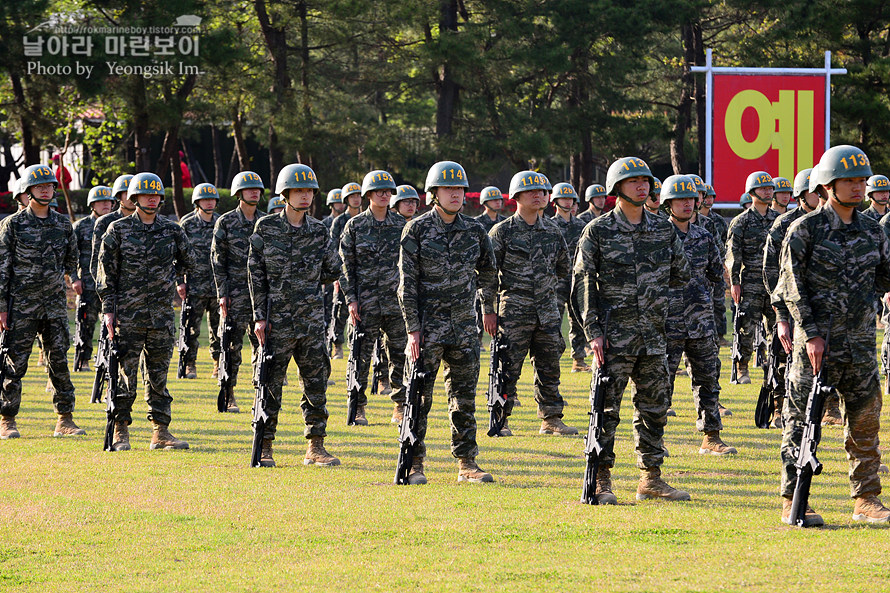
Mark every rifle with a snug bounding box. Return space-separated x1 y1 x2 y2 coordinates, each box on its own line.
755 325 782 428
216 307 236 413
0 298 12 389
370 336 385 395
102 303 121 452
395 320 429 485
486 295 509 437
345 293 366 426
882 325 890 396
730 306 744 384
754 320 767 368
327 290 342 358
250 297 274 468
90 322 109 404
73 295 89 372
581 309 612 505
176 283 193 379
789 317 834 527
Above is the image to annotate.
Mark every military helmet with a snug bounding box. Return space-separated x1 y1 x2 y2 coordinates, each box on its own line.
326 189 343 205
21 164 58 194
508 170 549 200
812 145 872 187
745 171 775 193
550 182 579 203
584 184 607 202
706 184 716 197
687 174 707 194
267 196 286 211
541 174 552 192
275 164 319 196
479 186 503 204
773 177 792 194
866 175 890 196
48 197 59 208
739 193 752 207
87 186 114 205
127 172 164 199
424 161 468 205
660 175 699 202
792 168 813 198
361 170 397 197
808 164 823 195
13 178 26 200
111 174 133 199
191 183 219 204
231 171 265 197
605 157 654 196
652 177 662 197
390 185 420 208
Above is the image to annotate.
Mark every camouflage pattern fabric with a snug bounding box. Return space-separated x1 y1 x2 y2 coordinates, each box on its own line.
550 213 588 359
577 207 601 226
248 211 341 438
473 212 506 233
399 208 497 458
698 212 728 337
74 291 101 360
861 205 888 222
666 337 722 432
776 203 890 498
180 212 221 364
72 214 101 358
90 210 125 283
339 209 408 406
573 207 690 469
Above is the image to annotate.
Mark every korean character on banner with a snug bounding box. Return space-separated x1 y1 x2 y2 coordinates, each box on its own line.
22 36 45 57
153 36 176 56
177 35 199 56
105 36 126 55
69 36 94 57
128 35 150 57
46 35 69 56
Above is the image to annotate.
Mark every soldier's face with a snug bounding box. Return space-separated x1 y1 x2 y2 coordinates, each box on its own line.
646 193 659 210
515 189 546 210
742 202 752 210
618 176 650 202
571 202 578 215
92 200 113 216
286 188 314 210
774 191 791 207
592 196 605 210
136 193 162 211
555 197 574 210
29 183 55 202
435 186 465 211
331 202 346 214
486 198 503 211
800 191 820 210
397 198 417 218
832 177 866 204
346 193 362 209
119 194 136 210
240 188 261 204
196 198 217 212
368 189 393 209
702 194 715 208
753 186 773 201
870 190 890 205
669 197 695 219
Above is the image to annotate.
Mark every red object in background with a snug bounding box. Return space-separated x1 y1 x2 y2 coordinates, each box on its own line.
54 165 72 190
711 74 825 205
179 151 193 188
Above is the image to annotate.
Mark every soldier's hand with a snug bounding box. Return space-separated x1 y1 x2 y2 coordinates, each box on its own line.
777 321 792 354
885 292 890 308
71 280 83 296
219 297 228 318
806 336 825 375
255 320 267 346
0 311 8 331
731 284 741 304
407 331 421 362
348 301 361 324
590 336 605 367
177 283 187 301
104 313 115 339
333 281 340 295
483 313 497 337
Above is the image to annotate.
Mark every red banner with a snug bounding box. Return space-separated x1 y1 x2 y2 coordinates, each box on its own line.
712 74 825 205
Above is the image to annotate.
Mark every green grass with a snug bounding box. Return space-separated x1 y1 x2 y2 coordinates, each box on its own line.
2 309 890 592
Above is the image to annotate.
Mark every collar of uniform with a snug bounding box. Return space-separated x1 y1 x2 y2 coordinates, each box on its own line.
24 205 52 224
277 208 311 233
823 201 863 231
431 207 467 231
509 211 545 230
357 208 399 226
610 205 655 232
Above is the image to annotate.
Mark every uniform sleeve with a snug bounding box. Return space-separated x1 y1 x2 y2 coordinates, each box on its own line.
668 227 691 288
90 219 104 283
97 226 120 314
398 223 421 334
725 216 744 286
705 233 724 285
210 219 228 300
554 233 570 281
247 225 268 322
339 220 358 304
0 219 13 312
174 224 195 285
321 234 342 286
874 225 890 295
480 225 504 314
475 227 498 315
775 222 818 339
573 225 603 342
64 220 79 284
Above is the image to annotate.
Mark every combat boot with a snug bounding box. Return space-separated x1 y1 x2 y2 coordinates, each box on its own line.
699 431 737 455
304 435 340 466
149 422 189 450
407 457 427 485
880 464 889 474
540 417 579 436
225 386 240 413
259 439 275 467
380 377 392 395
572 358 591 373
332 344 343 360
636 467 691 501
666 408 676 417
497 418 513 437
185 364 197 379
111 420 130 451
0 415 20 439
821 400 843 426
781 498 823 527
211 359 219 379
53 413 86 437
718 403 733 417
391 402 405 424
595 466 618 505
353 405 369 426
737 360 751 384
853 494 890 523
457 457 494 483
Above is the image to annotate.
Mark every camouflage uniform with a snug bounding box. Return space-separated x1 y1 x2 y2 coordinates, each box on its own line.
72 213 101 360
577 207 601 226
339 209 408 407
90 210 127 282
573 208 691 469
0 207 79 417
485 214 570 419
180 211 221 366
665 222 724 432
472 212 505 336
211 207 265 387
699 211 728 337
725 207 779 361
329 211 354 346
399 209 497 459
549 213 588 361
97 214 194 426
775 204 890 498
248 212 341 440
862 205 888 222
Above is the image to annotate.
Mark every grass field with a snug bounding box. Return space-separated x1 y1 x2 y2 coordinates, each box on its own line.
2 311 890 592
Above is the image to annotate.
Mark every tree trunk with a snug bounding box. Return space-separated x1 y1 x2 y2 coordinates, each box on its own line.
670 23 695 174
211 124 223 187
693 21 706 177
255 0 290 181
232 109 250 171
435 0 459 138
10 74 39 165
133 78 151 171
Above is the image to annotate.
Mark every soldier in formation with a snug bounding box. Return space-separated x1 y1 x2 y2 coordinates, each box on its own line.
391 185 419 221
578 184 606 225
328 181 363 359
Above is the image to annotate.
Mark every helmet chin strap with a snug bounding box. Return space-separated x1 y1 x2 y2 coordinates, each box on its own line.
197 203 217 213
668 206 693 222
753 191 772 204
136 199 162 215
240 195 259 206
618 190 647 207
828 183 860 208
286 199 310 212
555 203 573 213
434 198 462 216
29 190 53 206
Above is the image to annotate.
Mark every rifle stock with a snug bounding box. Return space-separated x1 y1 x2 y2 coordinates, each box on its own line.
73 296 89 372
102 302 120 452
176 284 193 379
581 309 611 505
250 297 274 468
90 322 109 404
217 306 235 413
730 307 744 384
395 319 428 485
486 294 509 437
